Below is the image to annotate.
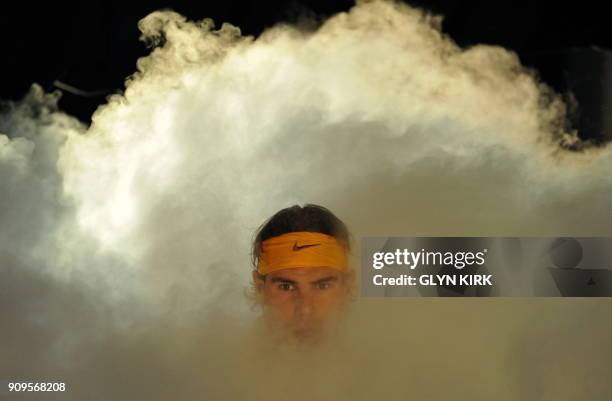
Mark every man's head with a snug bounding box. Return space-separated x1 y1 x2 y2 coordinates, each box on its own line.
251 204 355 342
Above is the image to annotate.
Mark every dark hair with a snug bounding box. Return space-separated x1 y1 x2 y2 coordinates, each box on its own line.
250 203 352 271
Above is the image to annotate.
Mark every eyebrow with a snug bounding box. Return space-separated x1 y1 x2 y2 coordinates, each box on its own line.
268 275 339 285
269 277 297 285
311 276 339 285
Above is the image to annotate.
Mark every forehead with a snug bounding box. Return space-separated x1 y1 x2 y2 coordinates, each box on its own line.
266 267 342 281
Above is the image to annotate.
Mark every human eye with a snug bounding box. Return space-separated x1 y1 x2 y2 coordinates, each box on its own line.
316 281 333 290
278 282 295 291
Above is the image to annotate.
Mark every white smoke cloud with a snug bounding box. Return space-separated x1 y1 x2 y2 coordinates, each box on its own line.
1 1 611 400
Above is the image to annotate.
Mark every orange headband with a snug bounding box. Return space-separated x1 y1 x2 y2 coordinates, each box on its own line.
257 231 348 275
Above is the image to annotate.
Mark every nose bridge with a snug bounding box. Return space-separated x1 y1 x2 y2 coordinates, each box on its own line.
294 285 314 316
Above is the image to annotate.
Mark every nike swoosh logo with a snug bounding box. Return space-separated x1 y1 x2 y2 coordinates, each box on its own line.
292 241 321 251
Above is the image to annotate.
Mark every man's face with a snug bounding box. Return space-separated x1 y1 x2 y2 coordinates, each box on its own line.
253 267 353 341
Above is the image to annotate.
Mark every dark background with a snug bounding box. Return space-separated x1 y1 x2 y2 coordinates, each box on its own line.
1 0 610 140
